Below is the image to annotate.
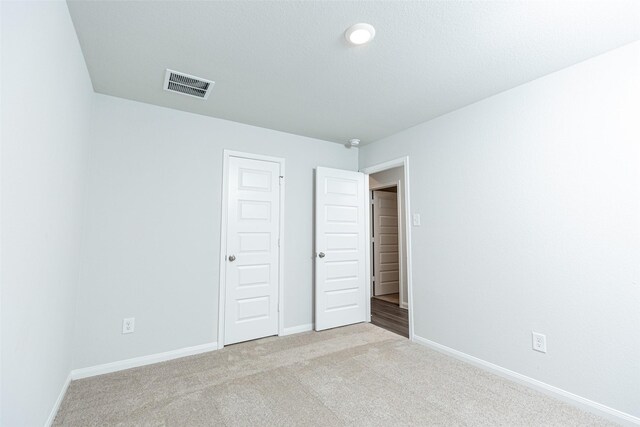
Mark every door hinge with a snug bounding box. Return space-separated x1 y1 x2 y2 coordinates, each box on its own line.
371 237 375 243
279 175 284 185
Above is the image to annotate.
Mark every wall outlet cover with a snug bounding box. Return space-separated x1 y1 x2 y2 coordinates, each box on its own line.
122 317 135 334
532 331 546 353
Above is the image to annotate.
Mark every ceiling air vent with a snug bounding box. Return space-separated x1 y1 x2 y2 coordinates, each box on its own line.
163 69 214 100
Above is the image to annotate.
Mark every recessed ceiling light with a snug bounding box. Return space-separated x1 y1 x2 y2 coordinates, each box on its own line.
345 23 375 46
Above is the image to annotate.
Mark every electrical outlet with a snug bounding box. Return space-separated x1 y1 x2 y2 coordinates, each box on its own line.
122 317 135 334
532 331 546 353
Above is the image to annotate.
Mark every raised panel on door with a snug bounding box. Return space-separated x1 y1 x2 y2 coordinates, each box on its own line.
373 190 399 296
315 167 367 331
225 157 280 345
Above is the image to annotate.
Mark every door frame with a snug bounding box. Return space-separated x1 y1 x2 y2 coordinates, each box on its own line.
360 156 414 341
217 150 285 349
370 181 403 306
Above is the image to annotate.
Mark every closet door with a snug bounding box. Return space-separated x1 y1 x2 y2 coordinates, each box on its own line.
224 156 281 345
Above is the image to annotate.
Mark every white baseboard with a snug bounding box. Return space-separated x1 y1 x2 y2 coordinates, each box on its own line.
71 341 218 380
400 302 408 309
412 335 639 426
281 323 314 336
46 372 71 427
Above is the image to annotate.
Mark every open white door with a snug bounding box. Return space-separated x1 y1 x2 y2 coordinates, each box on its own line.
315 167 368 331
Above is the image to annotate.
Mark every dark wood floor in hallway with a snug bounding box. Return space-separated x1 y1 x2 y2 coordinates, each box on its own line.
370 296 409 338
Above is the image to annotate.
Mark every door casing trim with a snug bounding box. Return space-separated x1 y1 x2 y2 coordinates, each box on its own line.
218 150 285 349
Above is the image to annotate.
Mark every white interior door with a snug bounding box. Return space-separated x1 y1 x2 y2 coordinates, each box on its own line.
315 167 367 331
224 156 280 345
372 190 399 296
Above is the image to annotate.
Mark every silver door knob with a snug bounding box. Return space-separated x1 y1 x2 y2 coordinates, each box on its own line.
318 252 325 258
228 255 236 262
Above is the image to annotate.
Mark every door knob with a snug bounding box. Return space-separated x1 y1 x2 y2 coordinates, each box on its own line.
228 255 236 262
318 252 325 258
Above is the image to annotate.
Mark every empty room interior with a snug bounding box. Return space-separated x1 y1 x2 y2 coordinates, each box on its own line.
1 1 639 426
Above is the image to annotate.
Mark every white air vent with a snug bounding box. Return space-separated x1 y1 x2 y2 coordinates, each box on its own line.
163 69 214 99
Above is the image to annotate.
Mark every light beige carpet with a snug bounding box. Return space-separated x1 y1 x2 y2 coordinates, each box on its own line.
54 324 613 426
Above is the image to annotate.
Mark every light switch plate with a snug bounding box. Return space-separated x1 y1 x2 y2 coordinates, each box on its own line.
412 213 421 226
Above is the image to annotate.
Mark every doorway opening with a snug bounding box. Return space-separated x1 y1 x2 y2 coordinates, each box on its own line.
313 158 413 339
362 158 413 339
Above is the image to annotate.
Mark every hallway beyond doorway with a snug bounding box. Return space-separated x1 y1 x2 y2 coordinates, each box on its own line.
373 293 399 305
370 296 408 338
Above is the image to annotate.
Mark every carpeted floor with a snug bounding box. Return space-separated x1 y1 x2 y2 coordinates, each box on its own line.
54 324 613 426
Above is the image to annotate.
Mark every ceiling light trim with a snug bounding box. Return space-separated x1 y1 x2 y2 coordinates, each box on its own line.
345 23 375 46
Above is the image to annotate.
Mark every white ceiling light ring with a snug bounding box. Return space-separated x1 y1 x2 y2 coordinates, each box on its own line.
345 23 375 45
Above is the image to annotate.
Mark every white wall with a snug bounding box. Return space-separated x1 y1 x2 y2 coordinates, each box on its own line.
0 1 93 425
359 41 640 417
369 167 408 307
73 94 358 369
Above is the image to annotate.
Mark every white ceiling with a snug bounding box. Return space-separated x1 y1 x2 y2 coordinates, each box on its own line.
67 1 640 145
